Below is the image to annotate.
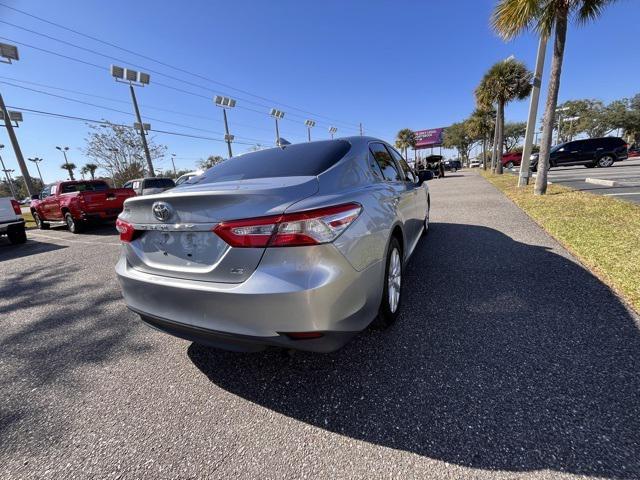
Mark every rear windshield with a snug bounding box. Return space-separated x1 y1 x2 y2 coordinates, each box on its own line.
61 181 109 193
191 140 351 184
144 178 175 189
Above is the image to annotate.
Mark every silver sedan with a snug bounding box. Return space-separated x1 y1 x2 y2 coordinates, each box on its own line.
115 137 431 352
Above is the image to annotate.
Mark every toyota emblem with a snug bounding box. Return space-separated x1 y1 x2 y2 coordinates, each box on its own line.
152 202 174 222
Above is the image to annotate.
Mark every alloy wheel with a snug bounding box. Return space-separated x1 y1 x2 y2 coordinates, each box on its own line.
598 155 614 167
387 248 401 313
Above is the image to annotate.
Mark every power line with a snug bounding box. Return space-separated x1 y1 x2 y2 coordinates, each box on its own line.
0 3 364 130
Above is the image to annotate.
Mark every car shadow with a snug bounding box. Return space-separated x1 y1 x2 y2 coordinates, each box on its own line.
188 222 640 478
0 238 67 261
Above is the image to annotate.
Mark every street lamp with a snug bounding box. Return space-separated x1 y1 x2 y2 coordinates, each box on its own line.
269 108 285 147
27 157 45 185
0 144 17 198
214 95 236 158
329 126 338 139
563 116 580 142
110 64 155 177
170 153 178 178
56 146 75 181
555 106 570 144
305 120 316 142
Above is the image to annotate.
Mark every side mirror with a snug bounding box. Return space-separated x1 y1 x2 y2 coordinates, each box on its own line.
418 170 434 184
31 194 40 200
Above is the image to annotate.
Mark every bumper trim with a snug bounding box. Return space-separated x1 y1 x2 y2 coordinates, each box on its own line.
131 307 358 353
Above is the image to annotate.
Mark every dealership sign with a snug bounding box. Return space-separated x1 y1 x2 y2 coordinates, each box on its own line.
414 128 445 149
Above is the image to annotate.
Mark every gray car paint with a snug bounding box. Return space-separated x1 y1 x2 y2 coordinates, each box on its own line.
116 136 430 352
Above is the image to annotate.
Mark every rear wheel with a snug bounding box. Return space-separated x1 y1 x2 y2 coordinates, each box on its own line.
374 237 403 329
505 161 514 169
597 155 614 168
422 198 430 236
65 213 83 234
7 225 27 244
33 212 49 230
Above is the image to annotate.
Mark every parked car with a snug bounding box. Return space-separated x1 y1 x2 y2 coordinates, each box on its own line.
116 137 431 353
530 137 628 171
443 159 462 171
175 171 204 186
469 159 481 168
122 177 176 196
30 180 135 233
501 151 522 169
0 197 27 244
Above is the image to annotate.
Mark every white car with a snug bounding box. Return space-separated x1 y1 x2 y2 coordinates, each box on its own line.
175 170 204 186
469 159 481 168
0 197 27 244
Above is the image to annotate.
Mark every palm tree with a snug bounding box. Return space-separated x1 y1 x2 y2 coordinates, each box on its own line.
60 162 77 181
468 107 496 170
395 128 417 161
83 163 98 180
493 0 619 193
476 58 532 175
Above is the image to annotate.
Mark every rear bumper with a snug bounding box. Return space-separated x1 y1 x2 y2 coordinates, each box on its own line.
0 218 25 233
116 244 384 352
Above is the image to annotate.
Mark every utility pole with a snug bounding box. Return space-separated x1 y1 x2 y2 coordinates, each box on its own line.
170 153 177 177
518 35 548 187
0 146 18 198
27 157 45 185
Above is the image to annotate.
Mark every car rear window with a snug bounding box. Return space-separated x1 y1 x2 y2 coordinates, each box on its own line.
144 178 175 189
61 181 109 193
193 140 351 184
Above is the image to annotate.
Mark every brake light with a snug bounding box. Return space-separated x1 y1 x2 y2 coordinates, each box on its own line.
214 203 362 248
10 199 21 215
115 218 137 243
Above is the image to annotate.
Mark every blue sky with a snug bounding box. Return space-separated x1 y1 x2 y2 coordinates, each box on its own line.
0 0 636 182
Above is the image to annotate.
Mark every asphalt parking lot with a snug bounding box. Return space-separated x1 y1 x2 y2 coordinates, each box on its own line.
2 172 640 479
533 157 640 203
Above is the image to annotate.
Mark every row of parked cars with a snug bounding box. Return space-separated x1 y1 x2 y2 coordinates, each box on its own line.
471 136 631 170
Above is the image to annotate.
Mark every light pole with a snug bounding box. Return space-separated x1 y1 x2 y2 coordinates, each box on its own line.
563 116 580 142
214 96 236 158
518 35 548 187
329 126 338 139
270 108 285 147
0 144 18 198
27 157 44 185
555 106 570 144
56 146 75 181
0 42 35 197
305 120 316 142
170 153 178 178
110 65 155 177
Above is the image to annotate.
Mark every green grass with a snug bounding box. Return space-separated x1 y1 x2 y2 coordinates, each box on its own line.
21 209 37 229
481 170 640 313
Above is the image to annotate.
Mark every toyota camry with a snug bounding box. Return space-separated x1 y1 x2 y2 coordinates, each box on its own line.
115 137 431 352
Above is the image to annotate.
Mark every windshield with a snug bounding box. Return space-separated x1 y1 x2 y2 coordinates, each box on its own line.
144 178 175 189
191 140 351 185
550 144 565 153
61 181 109 193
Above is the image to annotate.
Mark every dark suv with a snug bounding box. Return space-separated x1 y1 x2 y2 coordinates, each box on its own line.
530 137 628 171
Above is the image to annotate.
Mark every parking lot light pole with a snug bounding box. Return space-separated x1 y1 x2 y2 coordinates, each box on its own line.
214 96 236 158
518 35 548 187
27 157 45 185
329 126 338 139
110 65 155 177
270 109 285 147
170 153 178 177
56 146 75 181
555 106 570 144
0 144 18 198
305 120 316 142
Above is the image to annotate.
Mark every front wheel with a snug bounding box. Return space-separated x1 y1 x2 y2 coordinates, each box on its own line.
505 161 514 169
65 213 83 234
33 212 49 230
374 237 403 329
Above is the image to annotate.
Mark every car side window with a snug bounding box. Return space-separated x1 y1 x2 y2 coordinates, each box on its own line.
132 181 141 189
369 143 401 182
50 185 58 195
123 182 132 189
41 185 51 198
388 147 417 183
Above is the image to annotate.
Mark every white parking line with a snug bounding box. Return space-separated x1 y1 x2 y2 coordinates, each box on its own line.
28 232 120 246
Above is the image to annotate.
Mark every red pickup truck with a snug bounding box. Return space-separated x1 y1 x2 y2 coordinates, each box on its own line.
31 180 134 233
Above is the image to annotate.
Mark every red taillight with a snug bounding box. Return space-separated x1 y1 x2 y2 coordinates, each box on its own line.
115 218 136 243
214 203 362 248
10 199 21 215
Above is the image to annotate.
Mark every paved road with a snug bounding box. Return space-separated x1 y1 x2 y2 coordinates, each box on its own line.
2 172 639 479
534 157 640 203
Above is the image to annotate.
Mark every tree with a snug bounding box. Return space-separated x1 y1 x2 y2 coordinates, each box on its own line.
395 128 417 160
552 99 607 140
443 121 476 165
84 122 166 186
80 163 98 180
60 162 77 181
467 107 496 170
198 155 225 170
476 58 532 175
603 96 640 143
0 176 44 199
493 0 620 194
503 121 527 151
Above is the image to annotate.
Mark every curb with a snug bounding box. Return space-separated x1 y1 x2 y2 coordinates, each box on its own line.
585 178 640 188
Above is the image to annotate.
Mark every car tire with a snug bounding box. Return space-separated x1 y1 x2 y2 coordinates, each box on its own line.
65 212 83 234
373 236 403 329
33 212 49 230
597 155 614 168
7 225 27 244
422 198 430 237
505 161 514 169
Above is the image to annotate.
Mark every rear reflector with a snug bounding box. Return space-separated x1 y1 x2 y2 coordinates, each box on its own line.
115 218 137 242
282 332 324 340
10 199 21 215
214 203 362 248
